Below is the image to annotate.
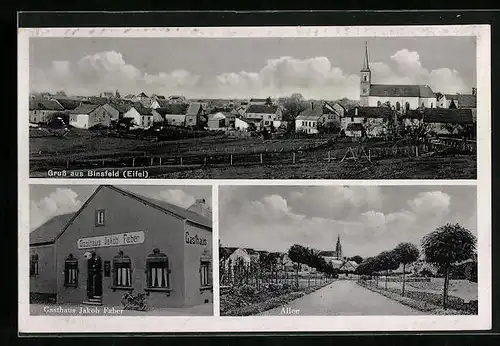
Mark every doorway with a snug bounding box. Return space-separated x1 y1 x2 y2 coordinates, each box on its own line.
87 252 103 301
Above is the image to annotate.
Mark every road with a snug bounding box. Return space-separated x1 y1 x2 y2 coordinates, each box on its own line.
258 280 424 316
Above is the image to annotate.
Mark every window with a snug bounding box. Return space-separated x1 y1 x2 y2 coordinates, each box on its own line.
113 251 132 288
405 102 410 111
146 248 170 289
200 250 212 288
30 254 39 277
350 117 354 122
396 102 401 111
363 76 367 82
95 209 105 226
64 254 78 288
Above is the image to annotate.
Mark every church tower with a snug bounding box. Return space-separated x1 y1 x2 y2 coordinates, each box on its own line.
335 235 343 260
360 41 371 106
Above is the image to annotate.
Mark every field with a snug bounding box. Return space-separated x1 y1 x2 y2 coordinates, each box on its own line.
29 129 477 179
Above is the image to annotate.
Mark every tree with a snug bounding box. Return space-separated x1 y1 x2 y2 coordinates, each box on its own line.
377 251 399 290
55 90 67 97
265 97 273 106
392 242 419 296
349 255 363 264
288 244 307 288
421 223 476 309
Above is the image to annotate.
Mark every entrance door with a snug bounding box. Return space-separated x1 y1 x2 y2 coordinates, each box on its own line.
87 252 103 299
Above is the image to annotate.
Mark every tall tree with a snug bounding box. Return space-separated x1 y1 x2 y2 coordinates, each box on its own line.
349 255 363 264
288 244 306 288
421 223 476 309
377 251 399 290
392 243 420 296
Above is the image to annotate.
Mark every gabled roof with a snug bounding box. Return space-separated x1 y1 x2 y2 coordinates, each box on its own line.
246 105 278 114
29 100 64 111
131 103 153 115
249 98 268 103
456 94 477 108
154 103 189 116
186 103 202 116
86 96 109 105
136 92 148 98
29 213 75 245
70 104 101 114
296 106 323 121
346 106 394 119
52 97 81 110
407 108 474 124
318 250 336 257
30 185 212 246
105 102 132 114
369 84 435 98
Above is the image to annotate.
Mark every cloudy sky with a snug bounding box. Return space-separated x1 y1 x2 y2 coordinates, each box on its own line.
29 36 476 99
30 185 212 231
219 185 477 258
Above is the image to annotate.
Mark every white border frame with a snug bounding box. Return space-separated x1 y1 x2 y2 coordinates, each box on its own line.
18 25 491 333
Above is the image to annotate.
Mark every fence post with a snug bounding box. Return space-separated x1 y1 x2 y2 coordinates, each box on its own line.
159 157 162 167
260 153 263 164
66 160 69 169
150 157 154 166
204 156 207 166
230 154 233 166
328 151 331 163
293 152 296 164
180 157 183 166
415 146 419 157
132 157 135 167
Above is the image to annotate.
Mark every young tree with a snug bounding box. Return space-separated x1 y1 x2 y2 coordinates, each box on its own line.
377 251 399 290
421 223 476 309
393 242 420 296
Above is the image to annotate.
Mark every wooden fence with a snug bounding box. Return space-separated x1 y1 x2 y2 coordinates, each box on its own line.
220 259 332 291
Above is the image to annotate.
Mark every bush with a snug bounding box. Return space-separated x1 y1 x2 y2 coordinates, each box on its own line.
237 284 257 297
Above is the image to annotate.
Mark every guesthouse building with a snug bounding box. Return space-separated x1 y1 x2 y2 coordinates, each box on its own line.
29 185 213 309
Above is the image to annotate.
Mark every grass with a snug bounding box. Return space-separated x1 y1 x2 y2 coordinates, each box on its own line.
359 279 478 315
220 281 332 316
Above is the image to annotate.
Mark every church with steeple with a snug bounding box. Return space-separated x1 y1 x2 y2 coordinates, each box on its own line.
358 41 437 110
318 234 346 268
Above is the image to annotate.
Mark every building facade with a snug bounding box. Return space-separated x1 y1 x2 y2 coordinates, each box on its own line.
359 42 437 109
30 185 213 308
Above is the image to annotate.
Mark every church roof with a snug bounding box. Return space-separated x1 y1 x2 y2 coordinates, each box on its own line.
369 84 435 98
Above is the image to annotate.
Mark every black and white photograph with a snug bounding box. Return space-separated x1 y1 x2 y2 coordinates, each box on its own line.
219 185 478 316
29 184 213 316
28 35 477 179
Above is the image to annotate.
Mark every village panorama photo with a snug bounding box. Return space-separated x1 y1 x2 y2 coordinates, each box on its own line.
28 184 213 316
219 185 478 316
27 33 478 179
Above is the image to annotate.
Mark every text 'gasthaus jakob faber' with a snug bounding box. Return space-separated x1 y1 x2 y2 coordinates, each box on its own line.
77 231 145 249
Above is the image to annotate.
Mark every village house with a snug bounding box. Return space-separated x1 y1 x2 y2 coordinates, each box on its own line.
29 185 212 308
85 96 109 106
248 98 275 106
102 102 132 122
295 101 344 134
207 113 226 130
234 117 253 131
185 102 206 128
359 42 437 110
151 104 189 127
123 103 155 129
404 108 474 135
221 248 260 271
29 100 65 124
244 104 283 129
343 106 394 137
69 104 113 129
437 89 477 109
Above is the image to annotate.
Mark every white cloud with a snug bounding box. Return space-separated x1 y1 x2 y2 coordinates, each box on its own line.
31 48 470 99
370 49 469 94
408 191 451 216
30 188 82 230
151 189 197 208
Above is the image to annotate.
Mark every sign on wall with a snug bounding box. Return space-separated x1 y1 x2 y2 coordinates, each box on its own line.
185 231 208 247
77 231 145 249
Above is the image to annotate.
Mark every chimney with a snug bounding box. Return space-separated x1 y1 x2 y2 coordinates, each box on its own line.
187 198 212 219
472 87 477 96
